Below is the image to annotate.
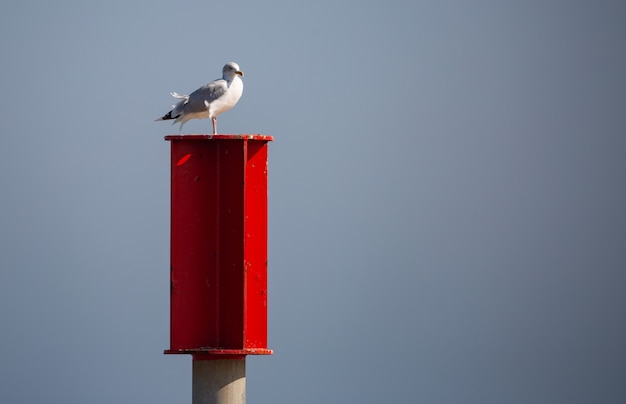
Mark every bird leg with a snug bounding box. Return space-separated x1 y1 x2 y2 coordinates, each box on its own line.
204 100 218 135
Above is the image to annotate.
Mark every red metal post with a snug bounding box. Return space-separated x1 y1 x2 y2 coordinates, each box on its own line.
164 134 273 361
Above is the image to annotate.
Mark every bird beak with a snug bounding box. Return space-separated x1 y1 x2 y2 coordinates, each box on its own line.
236 70 244 77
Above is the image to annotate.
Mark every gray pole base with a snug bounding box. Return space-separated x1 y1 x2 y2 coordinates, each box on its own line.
193 359 246 404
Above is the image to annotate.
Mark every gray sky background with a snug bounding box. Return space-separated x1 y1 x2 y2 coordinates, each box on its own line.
1 1 625 403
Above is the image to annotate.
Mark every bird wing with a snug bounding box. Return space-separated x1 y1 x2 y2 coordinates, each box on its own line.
182 79 229 114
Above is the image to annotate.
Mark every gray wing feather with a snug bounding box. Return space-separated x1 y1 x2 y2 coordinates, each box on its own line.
183 79 228 114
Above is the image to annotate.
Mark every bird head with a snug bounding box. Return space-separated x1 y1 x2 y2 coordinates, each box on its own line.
223 62 244 78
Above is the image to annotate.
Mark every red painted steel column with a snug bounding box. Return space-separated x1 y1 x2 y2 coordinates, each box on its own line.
164 134 273 403
164 134 273 358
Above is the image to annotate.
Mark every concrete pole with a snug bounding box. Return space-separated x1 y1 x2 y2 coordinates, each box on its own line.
193 359 246 404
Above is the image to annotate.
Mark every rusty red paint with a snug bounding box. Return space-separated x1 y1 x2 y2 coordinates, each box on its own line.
166 347 274 361
165 135 273 359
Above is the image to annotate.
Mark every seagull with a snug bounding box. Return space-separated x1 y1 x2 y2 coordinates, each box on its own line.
156 62 244 134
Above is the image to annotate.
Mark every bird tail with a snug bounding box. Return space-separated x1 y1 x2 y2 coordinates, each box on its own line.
155 110 175 121
155 92 189 121
170 92 189 100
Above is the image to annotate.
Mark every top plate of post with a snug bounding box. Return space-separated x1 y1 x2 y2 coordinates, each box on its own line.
165 134 274 141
